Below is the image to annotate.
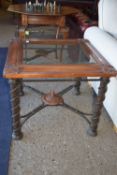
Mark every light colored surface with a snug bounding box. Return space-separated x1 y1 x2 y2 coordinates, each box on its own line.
84 0 117 127
98 0 117 38
0 9 117 175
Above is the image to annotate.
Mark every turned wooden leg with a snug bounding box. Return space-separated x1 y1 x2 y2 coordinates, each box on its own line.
74 78 81 95
10 79 23 140
87 78 109 136
18 79 24 96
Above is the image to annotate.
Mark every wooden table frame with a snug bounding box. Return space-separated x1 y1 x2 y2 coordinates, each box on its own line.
4 38 117 140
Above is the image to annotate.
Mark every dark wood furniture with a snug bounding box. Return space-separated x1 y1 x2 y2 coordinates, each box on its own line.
8 4 79 40
3 38 117 140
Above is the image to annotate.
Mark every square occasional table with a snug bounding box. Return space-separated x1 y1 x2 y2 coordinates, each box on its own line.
3 38 117 140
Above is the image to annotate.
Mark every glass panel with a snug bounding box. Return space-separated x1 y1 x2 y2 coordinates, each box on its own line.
23 42 96 65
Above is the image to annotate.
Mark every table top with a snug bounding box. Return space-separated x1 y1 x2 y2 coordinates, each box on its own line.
4 38 117 79
8 4 79 16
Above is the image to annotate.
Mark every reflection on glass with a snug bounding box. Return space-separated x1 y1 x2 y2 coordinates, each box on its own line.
23 42 94 65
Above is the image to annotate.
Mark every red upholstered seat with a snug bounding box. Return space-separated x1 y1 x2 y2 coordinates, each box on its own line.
74 10 97 36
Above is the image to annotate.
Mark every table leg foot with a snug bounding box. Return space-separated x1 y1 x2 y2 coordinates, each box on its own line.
12 131 23 140
87 127 97 137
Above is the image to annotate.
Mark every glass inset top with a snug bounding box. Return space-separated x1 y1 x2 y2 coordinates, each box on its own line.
23 41 95 65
